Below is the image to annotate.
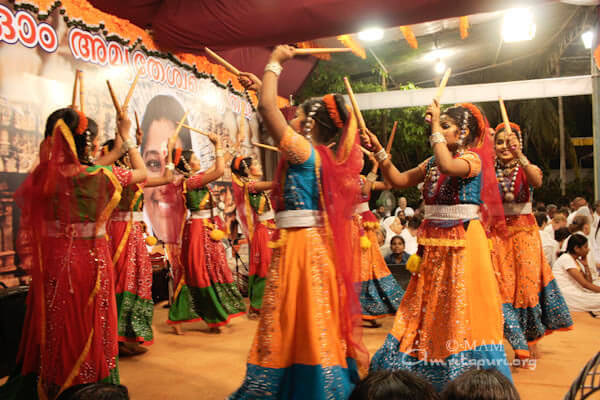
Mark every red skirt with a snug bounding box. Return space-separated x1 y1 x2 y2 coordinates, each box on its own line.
107 220 154 345
248 220 275 312
17 236 119 398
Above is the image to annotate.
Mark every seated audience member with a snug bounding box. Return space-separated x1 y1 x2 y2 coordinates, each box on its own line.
400 217 420 255
536 212 557 266
558 206 571 220
377 228 391 258
546 204 558 220
567 197 591 225
553 234 600 316
373 204 388 222
56 384 129 400
385 235 410 265
441 369 520 400
543 213 567 237
394 196 415 218
349 370 439 400
382 215 406 247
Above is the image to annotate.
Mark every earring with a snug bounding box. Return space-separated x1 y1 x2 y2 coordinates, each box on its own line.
302 103 320 141
458 111 469 146
84 131 95 164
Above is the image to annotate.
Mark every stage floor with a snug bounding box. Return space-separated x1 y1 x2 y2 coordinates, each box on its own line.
117 305 599 399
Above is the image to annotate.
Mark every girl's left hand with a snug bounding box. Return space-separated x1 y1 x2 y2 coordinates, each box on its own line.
507 132 522 156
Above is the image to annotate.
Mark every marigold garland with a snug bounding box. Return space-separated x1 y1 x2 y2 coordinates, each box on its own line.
459 16 470 39
400 26 418 49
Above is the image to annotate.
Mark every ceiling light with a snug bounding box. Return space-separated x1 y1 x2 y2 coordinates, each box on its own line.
502 8 536 43
582 30 594 50
358 28 384 42
435 59 446 74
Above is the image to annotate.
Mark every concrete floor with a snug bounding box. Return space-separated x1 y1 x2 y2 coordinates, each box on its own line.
118 305 599 399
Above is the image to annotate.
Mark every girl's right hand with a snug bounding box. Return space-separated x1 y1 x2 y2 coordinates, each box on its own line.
117 110 132 140
238 72 262 91
362 129 383 152
207 132 221 145
269 45 295 65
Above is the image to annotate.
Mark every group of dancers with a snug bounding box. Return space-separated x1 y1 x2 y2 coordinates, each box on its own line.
0 43 575 400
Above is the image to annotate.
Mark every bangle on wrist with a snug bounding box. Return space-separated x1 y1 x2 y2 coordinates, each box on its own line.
429 132 447 148
165 163 175 171
216 150 224 158
366 172 378 183
374 148 388 163
519 155 530 167
264 62 283 77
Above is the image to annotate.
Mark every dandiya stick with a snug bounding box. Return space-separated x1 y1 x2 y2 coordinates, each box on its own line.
79 70 84 113
385 121 398 153
182 123 210 136
172 111 189 139
71 70 80 109
134 111 140 132
498 97 513 136
253 142 280 152
435 68 452 101
360 145 372 156
106 80 122 117
343 77 367 133
122 69 141 110
204 47 241 76
294 48 353 55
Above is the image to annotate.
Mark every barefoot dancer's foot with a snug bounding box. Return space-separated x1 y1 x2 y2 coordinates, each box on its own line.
208 327 222 334
172 325 184 335
529 343 539 360
248 310 260 320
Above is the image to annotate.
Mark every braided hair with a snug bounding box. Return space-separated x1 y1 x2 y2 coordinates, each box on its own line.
442 106 480 148
300 93 349 143
230 156 253 178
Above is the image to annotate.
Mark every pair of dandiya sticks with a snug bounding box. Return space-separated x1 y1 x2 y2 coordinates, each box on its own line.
103 69 209 140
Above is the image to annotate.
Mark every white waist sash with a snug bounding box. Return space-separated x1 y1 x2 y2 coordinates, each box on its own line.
112 211 144 222
275 210 323 228
258 210 275 222
46 221 106 238
189 208 219 219
503 202 532 216
354 202 370 215
424 204 480 220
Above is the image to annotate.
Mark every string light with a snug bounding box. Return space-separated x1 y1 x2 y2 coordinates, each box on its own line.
358 28 384 42
502 8 536 42
582 30 593 50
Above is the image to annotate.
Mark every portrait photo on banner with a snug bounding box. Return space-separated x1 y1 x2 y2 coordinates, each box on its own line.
0 0 261 253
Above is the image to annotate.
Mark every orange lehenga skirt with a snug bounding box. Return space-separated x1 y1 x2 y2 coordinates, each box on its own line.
351 215 404 319
490 214 573 360
230 226 361 399
370 219 511 391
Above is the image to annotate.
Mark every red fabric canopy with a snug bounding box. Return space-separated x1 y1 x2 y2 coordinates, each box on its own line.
89 0 554 96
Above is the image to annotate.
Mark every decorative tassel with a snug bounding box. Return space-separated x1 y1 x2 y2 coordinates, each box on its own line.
400 26 418 49
459 16 469 39
336 34 367 59
145 236 158 246
209 229 226 241
360 235 371 249
363 221 380 230
406 254 422 274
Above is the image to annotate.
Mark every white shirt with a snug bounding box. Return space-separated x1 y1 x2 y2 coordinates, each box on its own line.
567 206 592 225
553 253 600 312
539 229 558 266
543 224 554 238
394 206 415 218
400 229 418 255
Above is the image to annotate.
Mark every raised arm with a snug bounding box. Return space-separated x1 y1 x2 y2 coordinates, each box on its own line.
428 100 470 178
362 130 425 189
117 110 147 184
95 111 124 166
507 131 543 188
251 181 274 192
145 134 176 187
257 45 296 145
188 133 224 188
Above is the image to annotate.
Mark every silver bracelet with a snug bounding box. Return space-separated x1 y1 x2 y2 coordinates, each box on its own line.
429 132 447 148
165 163 175 171
216 149 224 158
366 172 378 183
264 62 283 77
374 148 388 163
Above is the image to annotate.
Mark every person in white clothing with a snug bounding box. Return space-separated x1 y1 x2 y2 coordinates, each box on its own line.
399 217 420 255
543 213 567 238
381 215 405 247
567 197 591 225
394 196 414 218
553 234 600 315
536 212 557 266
